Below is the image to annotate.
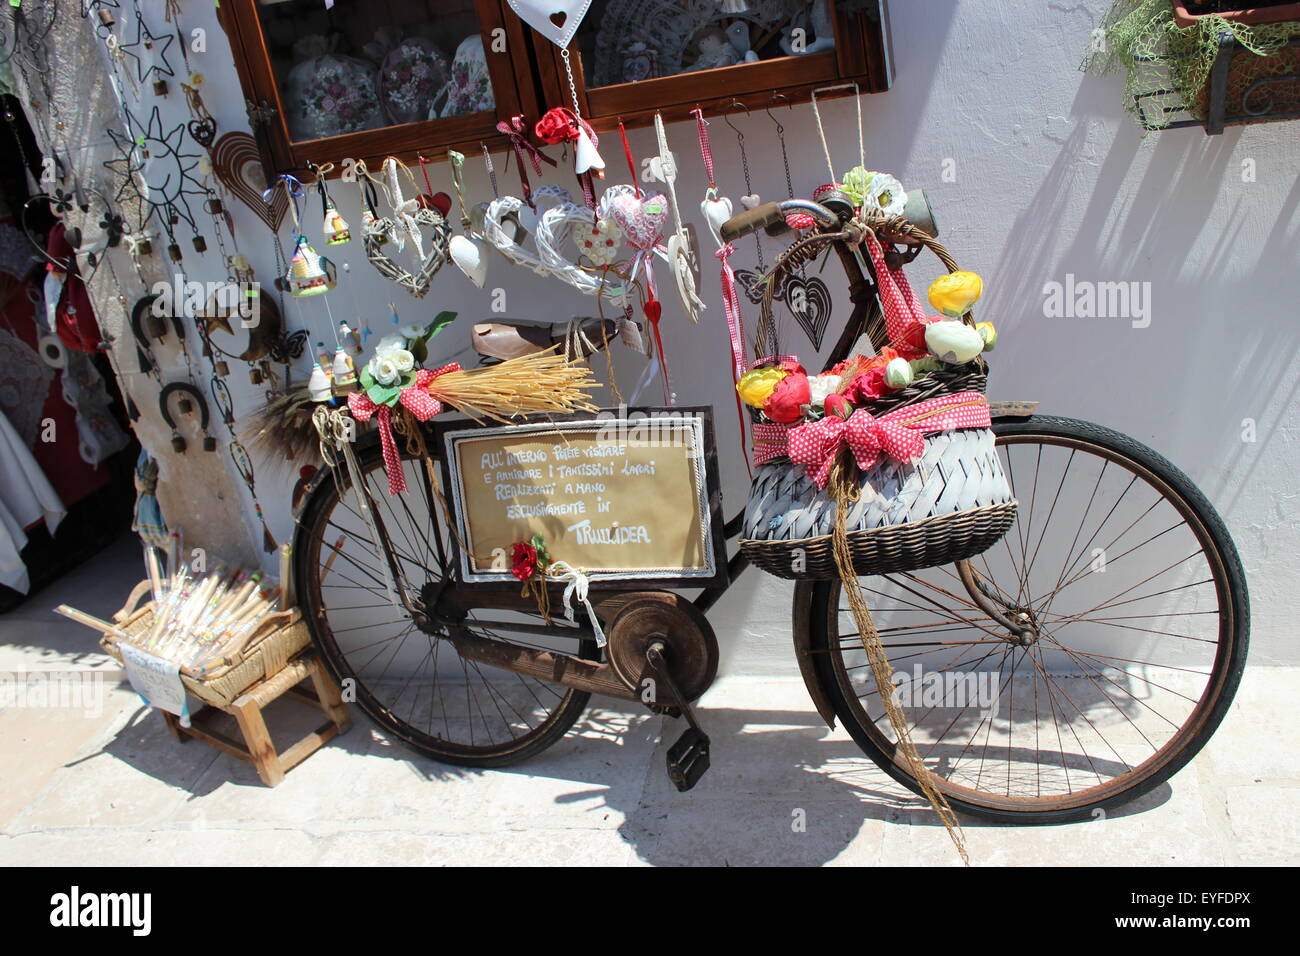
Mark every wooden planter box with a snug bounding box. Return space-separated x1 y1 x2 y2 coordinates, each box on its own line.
1138 3 1300 131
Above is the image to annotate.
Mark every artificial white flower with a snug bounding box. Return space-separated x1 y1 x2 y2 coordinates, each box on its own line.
806 372 841 408
860 172 907 218
373 336 415 372
400 324 425 341
369 357 400 386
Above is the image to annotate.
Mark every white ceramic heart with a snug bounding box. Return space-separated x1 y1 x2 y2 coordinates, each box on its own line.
740 193 760 210
700 192 733 246
449 234 487 288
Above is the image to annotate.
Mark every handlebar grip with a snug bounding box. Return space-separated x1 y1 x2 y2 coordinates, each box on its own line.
719 201 786 243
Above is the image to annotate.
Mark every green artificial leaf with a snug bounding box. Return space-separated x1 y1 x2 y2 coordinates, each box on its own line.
359 365 376 390
428 311 457 339
366 383 401 406
410 338 428 365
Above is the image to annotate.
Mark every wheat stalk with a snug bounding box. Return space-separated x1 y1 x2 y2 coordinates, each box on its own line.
428 348 600 422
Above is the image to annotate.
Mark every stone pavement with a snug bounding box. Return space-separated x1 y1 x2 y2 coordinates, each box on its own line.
1 536 1294 866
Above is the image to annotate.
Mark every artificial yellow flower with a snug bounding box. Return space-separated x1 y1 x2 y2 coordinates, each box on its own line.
928 270 984 317
736 366 788 409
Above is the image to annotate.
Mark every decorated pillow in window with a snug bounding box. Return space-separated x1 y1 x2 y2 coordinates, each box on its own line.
285 35 383 140
367 31 450 127
430 35 495 119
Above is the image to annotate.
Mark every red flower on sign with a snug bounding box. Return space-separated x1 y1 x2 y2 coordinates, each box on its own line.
510 542 539 581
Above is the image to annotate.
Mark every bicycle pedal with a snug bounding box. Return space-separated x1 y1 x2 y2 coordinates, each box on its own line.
666 726 710 792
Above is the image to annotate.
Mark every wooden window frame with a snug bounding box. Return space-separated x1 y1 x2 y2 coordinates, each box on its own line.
529 0 893 132
217 0 541 177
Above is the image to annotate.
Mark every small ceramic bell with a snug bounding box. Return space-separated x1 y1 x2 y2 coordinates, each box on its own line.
287 236 337 297
308 360 333 403
323 205 351 245
574 125 605 177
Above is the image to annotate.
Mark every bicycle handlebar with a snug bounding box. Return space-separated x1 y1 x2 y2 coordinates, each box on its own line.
719 199 838 243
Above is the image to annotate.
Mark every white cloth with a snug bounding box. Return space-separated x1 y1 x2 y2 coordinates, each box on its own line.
0 407 65 592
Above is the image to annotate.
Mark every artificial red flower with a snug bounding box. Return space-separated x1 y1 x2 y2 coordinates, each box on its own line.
535 108 578 145
765 370 811 423
845 364 890 403
823 393 853 419
510 541 539 581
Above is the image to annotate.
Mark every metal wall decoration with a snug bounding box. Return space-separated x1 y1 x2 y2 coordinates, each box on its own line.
211 131 289 232
103 105 208 239
733 267 833 351
159 381 216 453
117 11 177 87
0 0 58 74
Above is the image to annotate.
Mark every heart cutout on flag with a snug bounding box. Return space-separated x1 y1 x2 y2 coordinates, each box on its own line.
507 0 593 49
211 132 288 232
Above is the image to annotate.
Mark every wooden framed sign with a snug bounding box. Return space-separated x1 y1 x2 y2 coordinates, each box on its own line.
435 407 727 589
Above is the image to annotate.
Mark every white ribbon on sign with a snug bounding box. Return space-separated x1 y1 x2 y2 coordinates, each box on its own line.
546 561 607 647
506 0 594 48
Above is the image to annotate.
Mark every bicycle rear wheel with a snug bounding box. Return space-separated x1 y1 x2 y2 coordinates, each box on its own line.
294 434 594 766
808 415 1249 823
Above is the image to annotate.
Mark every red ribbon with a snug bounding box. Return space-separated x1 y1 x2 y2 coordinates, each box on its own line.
496 115 556 210
755 391 992 489
347 365 460 495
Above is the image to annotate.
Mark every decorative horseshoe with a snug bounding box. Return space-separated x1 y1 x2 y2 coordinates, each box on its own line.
129 294 158 373
159 381 215 453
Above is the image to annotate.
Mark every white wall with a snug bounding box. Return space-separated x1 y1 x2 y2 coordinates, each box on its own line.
108 0 1296 671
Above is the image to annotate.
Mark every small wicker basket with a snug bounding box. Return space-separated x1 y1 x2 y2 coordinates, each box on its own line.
99 580 310 709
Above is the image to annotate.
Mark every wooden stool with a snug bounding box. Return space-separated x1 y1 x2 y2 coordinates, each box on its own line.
161 651 351 787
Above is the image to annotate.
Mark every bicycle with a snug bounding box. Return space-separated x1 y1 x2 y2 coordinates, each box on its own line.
293 195 1249 824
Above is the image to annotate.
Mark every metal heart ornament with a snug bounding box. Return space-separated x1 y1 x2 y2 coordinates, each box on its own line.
211 132 288 232
507 0 594 49
735 268 833 351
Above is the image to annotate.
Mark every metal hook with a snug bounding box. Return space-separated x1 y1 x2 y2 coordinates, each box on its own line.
765 92 791 135
723 99 750 139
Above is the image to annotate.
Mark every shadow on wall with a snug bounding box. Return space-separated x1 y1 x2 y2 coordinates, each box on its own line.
984 71 1300 514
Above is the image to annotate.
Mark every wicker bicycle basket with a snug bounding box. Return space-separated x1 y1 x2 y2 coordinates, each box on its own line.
99 580 310 709
738 217 1016 580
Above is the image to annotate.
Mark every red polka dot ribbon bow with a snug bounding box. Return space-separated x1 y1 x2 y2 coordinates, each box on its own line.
347 364 460 496
779 392 991 490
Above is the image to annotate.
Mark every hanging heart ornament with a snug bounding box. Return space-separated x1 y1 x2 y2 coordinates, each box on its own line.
507 0 594 49
652 112 705 323
211 132 288 232
700 189 733 246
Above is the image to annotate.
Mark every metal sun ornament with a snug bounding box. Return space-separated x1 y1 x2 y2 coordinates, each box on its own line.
103 104 208 239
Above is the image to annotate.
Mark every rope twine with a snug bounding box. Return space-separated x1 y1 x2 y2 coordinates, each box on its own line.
827 450 969 865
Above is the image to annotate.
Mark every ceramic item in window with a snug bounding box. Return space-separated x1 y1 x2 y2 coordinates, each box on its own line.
368 31 450 127
621 42 658 81
431 35 495 119
285 35 382 140
589 0 802 87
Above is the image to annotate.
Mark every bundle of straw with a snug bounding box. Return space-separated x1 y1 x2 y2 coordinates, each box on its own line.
428 348 599 422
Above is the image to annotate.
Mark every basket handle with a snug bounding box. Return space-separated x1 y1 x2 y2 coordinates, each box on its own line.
752 216 976 364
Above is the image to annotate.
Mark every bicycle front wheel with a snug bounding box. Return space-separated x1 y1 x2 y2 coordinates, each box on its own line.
294 433 594 767
808 415 1249 823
